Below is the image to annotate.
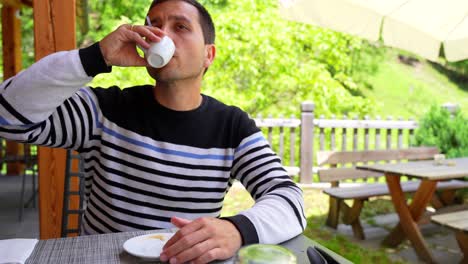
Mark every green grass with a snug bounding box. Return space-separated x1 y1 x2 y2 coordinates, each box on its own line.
363 52 468 119
221 184 406 263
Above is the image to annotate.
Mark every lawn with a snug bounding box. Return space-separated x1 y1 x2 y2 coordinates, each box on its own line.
221 183 407 263
363 52 468 119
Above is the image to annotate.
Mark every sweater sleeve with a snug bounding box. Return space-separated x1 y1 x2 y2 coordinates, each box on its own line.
224 112 306 245
0 43 110 150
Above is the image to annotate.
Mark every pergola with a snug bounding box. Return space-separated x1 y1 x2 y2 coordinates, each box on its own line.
2 0 80 239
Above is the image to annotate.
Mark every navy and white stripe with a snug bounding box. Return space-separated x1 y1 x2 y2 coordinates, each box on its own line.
0 43 306 245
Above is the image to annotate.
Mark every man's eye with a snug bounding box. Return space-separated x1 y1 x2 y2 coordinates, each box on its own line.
177 24 188 30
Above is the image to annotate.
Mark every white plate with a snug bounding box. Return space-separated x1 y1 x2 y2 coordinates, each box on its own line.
123 233 175 260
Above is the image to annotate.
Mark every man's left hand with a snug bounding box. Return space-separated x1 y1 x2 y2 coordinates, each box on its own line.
160 216 242 264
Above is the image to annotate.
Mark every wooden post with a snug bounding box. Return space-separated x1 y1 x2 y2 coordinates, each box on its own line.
2 5 24 175
300 102 314 184
34 0 76 239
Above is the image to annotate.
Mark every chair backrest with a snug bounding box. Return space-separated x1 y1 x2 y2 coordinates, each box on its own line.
61 150 86 237
317 147 439 183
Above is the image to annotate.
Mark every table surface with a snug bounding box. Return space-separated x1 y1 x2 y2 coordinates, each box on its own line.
26 229 352 264
357 157 468 180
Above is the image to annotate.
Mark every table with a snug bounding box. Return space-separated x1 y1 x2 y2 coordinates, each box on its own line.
26 229 352 263
358 157 468 263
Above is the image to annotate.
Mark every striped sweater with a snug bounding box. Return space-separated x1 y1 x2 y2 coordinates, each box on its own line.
0 43 306 245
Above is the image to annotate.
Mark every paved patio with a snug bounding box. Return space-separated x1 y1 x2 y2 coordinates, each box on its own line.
0 175 39 239
333 204 463 263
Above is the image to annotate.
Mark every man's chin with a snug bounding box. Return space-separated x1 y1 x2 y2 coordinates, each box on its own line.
147 66 172 80
153 70 180 83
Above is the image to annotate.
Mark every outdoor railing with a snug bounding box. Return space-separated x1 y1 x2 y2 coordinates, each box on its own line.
0 102 419 185
253 115 301 177
254 102 419 183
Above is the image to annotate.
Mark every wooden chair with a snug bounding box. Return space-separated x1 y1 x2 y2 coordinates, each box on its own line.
61 150 86 237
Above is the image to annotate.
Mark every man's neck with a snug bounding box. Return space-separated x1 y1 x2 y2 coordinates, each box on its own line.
153 80 203 111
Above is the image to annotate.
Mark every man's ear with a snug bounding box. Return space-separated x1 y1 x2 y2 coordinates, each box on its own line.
204 44 216 68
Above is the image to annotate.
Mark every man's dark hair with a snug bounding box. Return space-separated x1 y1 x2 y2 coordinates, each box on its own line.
148 0 215 44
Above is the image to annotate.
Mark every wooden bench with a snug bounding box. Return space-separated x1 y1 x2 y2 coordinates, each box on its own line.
317 147 468 240
431 210 468 263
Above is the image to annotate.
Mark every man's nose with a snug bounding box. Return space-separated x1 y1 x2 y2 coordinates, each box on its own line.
159 28 171 39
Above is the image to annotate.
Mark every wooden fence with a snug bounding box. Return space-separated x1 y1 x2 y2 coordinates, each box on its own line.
254 102 419 183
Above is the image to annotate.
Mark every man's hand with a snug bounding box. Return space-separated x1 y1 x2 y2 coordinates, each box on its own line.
160 216 242 264
99 24 164 67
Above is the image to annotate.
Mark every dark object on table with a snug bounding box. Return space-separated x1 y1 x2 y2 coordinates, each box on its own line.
307 246 340 264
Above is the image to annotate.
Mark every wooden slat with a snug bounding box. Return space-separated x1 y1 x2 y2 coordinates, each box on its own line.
279 125 284 161
431 210 468 232
386 116 392 149
375 116 381 150
267 114 273 146
66 151 81 237
318 167 383 182
341 116 347 151
314 118 418 129
330 127 336 150
289 126 295 166
319 127 325 150
267 128 273 146
253 118 300 128
323 179 468 199
352 117 358 183
364 116 369 150
317 147 439 166
35 0 76 239
397 118 403 148
359 157 468 180
352 116 358 151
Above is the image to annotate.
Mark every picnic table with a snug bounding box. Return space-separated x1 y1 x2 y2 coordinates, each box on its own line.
358 157 468 263
26 229 352 263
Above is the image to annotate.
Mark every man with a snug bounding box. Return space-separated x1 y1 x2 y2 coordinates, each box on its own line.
0 0 306 263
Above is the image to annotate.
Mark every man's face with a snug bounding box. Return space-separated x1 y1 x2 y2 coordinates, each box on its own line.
146 0 215 82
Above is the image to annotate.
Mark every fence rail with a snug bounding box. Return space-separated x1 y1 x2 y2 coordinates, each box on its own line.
0 102 421 184
254 102 420 183
253 116 301 176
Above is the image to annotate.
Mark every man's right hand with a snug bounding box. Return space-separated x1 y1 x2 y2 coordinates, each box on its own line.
99 24 164 67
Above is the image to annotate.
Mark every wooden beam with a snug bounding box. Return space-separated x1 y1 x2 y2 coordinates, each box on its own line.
34 0 76 239
2 6 25 175
1 7 21 70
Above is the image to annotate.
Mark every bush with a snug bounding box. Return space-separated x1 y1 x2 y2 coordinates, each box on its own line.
413 105 468 158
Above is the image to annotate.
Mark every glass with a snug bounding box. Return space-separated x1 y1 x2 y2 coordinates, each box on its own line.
433 154 446 165
234 244 297 264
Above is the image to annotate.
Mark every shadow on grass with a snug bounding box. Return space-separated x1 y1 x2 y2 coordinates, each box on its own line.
303 213 406 264
428 61 468 92
222 184 407 263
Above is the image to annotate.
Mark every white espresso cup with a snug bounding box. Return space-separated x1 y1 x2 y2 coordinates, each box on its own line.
140 36 175 68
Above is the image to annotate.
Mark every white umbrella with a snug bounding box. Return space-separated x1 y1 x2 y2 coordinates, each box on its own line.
279 0 468 62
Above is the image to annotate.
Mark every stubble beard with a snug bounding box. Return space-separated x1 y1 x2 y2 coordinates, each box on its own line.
149 65 205 85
